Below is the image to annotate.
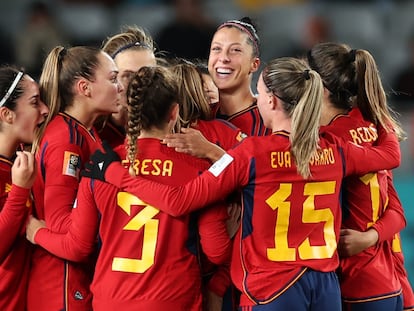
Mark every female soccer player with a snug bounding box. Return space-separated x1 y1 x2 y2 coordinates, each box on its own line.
171 61 244 310
27 46 123 311
0 66 48 311
308 41 412 311
160 17 269 163
97 25 157 148
27 65 232 311
81 57 401 310
208 17 270 136
171 61 244 157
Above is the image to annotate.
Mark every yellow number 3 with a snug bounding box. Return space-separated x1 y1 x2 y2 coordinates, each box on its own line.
266 182 337 261
112 192 160 273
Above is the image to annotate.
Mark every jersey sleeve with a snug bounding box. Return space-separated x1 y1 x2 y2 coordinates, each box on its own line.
42 142 83 232
0 185 30 262
34 178 99 262
207 264 231 297
330 125 401 176
198 203 231 265
106 152 247 217
372 173 406 242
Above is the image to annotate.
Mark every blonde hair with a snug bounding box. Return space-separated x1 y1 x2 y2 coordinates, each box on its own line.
33 46 101 153
262 57 324 178
102 25 155 58
170 62 211 132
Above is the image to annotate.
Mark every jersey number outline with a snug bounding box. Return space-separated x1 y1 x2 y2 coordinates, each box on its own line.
266 181 337 261
112 192 159 273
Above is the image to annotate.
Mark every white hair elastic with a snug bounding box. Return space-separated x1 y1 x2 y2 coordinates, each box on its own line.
0 71 24 107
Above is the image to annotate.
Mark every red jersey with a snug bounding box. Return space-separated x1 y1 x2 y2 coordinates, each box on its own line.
195 119 245 151
34 138 231 311
392 233 414 309
29 112 102 311
0 157 32 311
97 118 126 149
321 108 403 301
195 118 244 301
215 102 271 136
105 127 399 307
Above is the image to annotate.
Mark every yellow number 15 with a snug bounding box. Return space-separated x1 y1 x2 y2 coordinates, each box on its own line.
266 181 337 261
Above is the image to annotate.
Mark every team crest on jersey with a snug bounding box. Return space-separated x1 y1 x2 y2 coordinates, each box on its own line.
62 151 80 178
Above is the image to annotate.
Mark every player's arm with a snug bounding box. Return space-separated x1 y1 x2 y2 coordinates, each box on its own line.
26 178 99 262
338 124 401 175
111 152 245 217
339 172 406 257
372 172 406 242
207 264 231 300
198 203 232 265
82 141 248 217
42 143 84 232
0 152 35 261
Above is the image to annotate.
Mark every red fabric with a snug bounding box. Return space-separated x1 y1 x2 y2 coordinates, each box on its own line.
322 108 404 300
0 157 32 311
106 126 399 305
28 113 102 311
35 138 233 310
214 102 271 137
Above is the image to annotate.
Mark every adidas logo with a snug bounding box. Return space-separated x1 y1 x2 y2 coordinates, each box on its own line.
74 291 84 300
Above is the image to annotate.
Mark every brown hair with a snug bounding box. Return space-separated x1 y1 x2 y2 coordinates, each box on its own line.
170 62 211 131
126 66 178 176
308 42 405 141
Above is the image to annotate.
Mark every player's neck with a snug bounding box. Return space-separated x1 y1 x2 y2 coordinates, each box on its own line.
0 133 17 159
219 88 256 116
139 127 172 140
320 101 349 126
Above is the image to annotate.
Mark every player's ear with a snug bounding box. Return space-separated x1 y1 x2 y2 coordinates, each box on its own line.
0 106 14 124
170 103 179 122
76 78 91 97
249 57 260 74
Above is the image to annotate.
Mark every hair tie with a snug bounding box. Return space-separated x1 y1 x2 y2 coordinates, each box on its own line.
111 42 151 59
349 49 356 62
0 71 24 107
303 69 310 80
58 47 67 64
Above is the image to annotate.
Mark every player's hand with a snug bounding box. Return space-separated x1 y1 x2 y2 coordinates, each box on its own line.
226 202 241 239
338 228 379 257
81 140 120 181
205 290 223 311
12 151 36 189
26 215 46 244
163 127 225 162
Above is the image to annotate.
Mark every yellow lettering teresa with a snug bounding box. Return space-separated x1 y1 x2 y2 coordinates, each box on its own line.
132 159 174 176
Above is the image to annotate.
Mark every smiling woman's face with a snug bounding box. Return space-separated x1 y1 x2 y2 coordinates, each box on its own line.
208 26 258 92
